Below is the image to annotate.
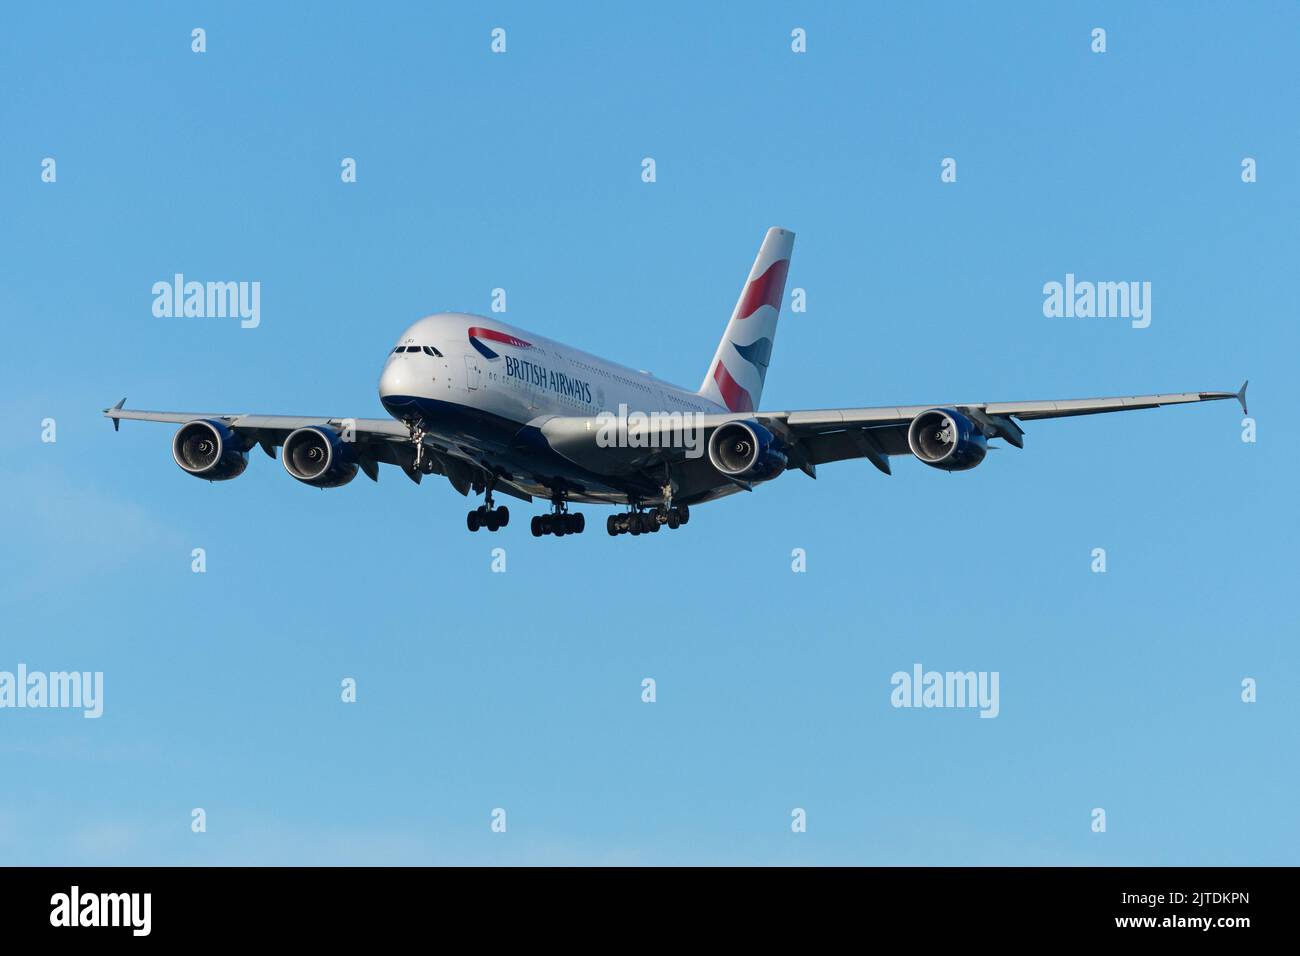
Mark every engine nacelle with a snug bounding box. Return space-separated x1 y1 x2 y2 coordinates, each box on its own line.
172 419 249 481
907 408 987 472
282 426 358 488
707 420 787 482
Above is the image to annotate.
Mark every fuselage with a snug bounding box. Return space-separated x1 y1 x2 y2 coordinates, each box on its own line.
377 312 729 505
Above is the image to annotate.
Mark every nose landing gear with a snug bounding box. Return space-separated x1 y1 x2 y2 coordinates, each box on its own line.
406 420 428 470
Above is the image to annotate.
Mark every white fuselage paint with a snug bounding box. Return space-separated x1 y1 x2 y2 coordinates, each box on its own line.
378 312 725 427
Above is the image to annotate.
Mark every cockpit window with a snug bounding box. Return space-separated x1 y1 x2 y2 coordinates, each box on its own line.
423 346 443 357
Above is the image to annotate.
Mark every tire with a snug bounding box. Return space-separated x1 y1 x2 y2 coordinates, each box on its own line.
530 516 543 537
485 512 500 532
667 512 681 530
467 510 480 532
677 505 690 525
573 513 585 534
629 515 642 536
649 514 661 532
497 506 509 528
607 515 619 536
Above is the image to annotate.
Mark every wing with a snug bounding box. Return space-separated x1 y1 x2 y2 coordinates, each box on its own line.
101 400 533 499
764 381 1250 475
534 381 1248 478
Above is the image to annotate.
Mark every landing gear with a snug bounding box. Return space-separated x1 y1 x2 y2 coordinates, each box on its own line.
531 496 585 537
606 504 689 536
467 503 509 532
466 479 509 532
406 420 428 471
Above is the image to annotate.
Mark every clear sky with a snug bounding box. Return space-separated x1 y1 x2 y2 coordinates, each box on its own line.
1 1 1295 865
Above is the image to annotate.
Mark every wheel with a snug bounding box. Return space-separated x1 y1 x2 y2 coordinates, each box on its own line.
649 513 661 532
676 504 689 525
572 513 585 534
467 510 480 532
629 515 642 535
667 511 681 530
607 515 619 536
485 511 500 532
496 506 509 528
530 516 543 537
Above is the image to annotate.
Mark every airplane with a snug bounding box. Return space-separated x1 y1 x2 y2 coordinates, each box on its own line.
104 227 1248 539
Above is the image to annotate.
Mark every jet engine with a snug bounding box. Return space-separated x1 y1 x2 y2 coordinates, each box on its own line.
707 420 787 482
281 426 359 488
171 419 250 481
906 408 987 472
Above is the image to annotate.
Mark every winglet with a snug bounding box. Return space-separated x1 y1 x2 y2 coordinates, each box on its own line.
1236 380 1249 416
104 398 126 432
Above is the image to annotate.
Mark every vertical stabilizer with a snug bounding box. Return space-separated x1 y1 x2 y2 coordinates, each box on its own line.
698 227 794 412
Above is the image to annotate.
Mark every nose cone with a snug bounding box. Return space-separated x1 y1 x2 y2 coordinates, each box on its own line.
378 359 403 397
378 359 417 417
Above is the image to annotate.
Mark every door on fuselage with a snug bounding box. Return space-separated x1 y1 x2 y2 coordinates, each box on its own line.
463 353 482 391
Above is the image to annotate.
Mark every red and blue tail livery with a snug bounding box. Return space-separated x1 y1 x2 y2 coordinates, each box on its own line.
699 227 794 413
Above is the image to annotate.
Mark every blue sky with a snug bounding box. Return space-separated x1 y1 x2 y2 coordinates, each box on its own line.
1 1 1295 865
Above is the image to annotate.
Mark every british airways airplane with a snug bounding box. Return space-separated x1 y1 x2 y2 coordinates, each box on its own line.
105 228 1247 538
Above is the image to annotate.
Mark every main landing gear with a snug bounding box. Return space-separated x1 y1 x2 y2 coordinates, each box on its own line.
467 482 509 532
531 496 585 537
606 504 689 536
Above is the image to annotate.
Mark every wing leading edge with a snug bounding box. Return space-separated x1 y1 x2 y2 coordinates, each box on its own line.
105 379 1247 488
100 402 538 499
768 381 1248 474
531 381 1248 478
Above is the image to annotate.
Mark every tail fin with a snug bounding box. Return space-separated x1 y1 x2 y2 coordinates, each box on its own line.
698 226 794 413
